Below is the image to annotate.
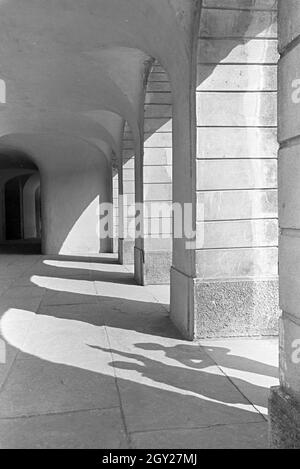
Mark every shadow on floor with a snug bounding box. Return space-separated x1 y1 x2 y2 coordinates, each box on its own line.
0 240 41 254
0 254 277 448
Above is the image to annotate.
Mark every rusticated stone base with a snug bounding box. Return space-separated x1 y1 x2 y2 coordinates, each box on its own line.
194 278 280 338
170 267 279 340
269 386 300 449
134 247 171 285
118 238 134 265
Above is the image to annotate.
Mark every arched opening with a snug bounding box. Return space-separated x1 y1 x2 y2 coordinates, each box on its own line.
0 151 41 254
22 172 42 241
5 176 23 241
134 59 173 286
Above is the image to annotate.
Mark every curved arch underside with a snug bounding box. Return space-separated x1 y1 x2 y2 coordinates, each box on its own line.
0 0 198 165
0 0 201 256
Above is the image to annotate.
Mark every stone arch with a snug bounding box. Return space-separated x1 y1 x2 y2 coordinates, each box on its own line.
0 133 114 255
0 148 41 252
133 59 173 286
23 173 41 240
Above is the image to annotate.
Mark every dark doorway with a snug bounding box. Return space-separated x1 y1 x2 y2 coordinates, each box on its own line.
5 176 22 240
0 151 42 254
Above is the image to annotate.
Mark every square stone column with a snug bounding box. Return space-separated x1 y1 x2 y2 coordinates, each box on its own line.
118 125 135 265
190 1 279 339
135 61 173 285
112 155 119 253
269 0 300 449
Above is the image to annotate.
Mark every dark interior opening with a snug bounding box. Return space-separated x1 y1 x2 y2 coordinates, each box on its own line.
0 150 42 254
5 175 23 241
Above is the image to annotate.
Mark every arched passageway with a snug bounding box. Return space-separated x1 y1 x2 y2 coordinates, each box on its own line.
5 173 41 242
0 151 41 254
0 0 298 451
5 176 24 241
134 59 173 286
117 56 173 287
116 0 279 341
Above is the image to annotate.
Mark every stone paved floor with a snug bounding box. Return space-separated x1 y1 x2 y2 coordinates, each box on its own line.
0 254 279 448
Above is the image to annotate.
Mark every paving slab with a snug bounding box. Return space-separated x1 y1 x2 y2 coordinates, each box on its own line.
0 357 118 418
0 408 127 449
131 421 268 449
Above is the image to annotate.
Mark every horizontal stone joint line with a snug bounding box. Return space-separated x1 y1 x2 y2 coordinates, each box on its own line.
197 188 278 193
201 6 278 13
196 157 278 161
197 125 277 129
196 90 277 94
195 245 279 251
197 63 278 66
198 218 278 223
199 36 278 41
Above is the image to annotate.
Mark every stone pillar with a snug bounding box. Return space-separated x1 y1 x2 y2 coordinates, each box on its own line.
136 61 173 285
112 154 119 254
23 172 40 239
118 124 135 264
105 159 114 254
193 0 279 338
269 0 300 449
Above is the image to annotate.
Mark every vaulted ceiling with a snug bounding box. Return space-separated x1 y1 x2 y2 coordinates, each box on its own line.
0 0 200 165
